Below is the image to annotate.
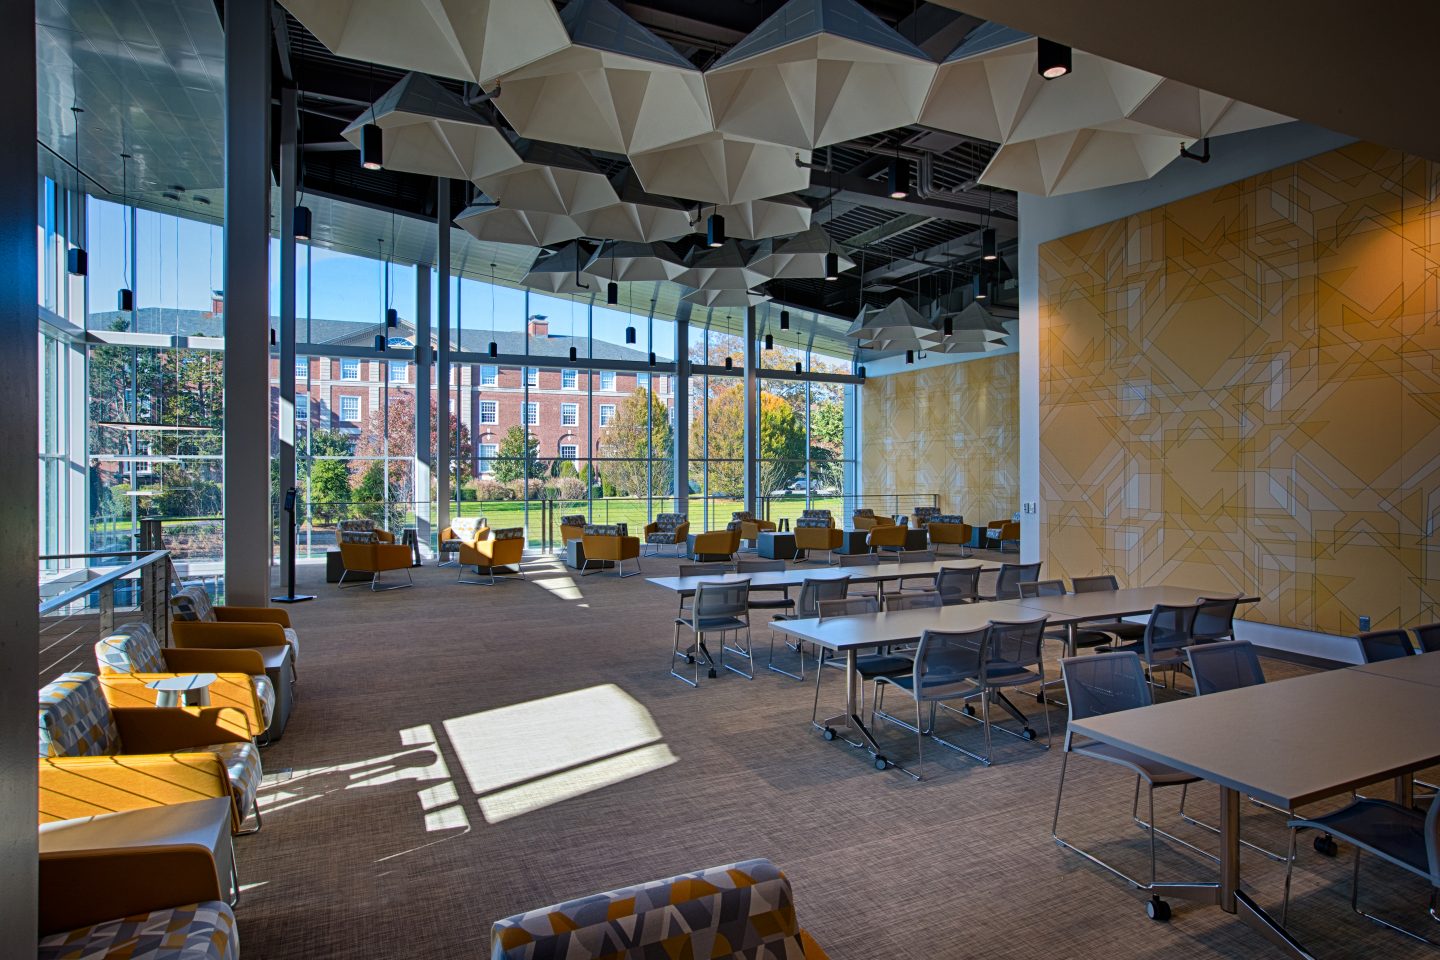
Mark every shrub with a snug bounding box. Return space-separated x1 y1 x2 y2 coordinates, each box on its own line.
471 479 513 502
557 477 587 500
507 478 546 500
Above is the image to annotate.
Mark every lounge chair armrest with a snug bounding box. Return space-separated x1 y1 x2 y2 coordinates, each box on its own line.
113 705 253 750
375 529 397 543
162 647 265 675
39 847 224 936
213 605 291 626
39 754 230 825
172 620 286 648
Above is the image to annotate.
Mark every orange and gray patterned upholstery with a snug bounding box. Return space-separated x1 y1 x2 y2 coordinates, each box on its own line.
96 623 276 730
490 527 525 540
490 859 811 960
39 900 238 960
796 509 833 528
912 506 940 528
37 674 262 827
172 585 301 658
646 513 688 544
337 518 382 543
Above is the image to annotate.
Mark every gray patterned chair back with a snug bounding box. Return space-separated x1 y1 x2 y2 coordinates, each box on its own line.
913 506 940 527
171 584 217 622
338 519 379 543
584 524 627 537
932 514 965 525
561 514 587 527
96 622 166 674
726 511 755 532
797 509 833 528
490 527 525 541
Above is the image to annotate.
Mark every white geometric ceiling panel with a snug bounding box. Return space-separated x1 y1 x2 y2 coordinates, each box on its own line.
486 0 712 156
750 225 854 279
341 73 522 182
713 195 813 241
570 171 693 242
706 0 936 150
978 127 1184 196
453 203 583 247
278 0 568 85
629 132 812 206
682 288 771 308
583 241 687 282
674 240 767 290
845 298 941 348
473 140 618 216
1106 80 1292 140
521 241 599 295
918 23 1046 143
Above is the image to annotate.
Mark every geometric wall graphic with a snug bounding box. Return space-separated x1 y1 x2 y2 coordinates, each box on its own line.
1038 142 1440 632
862 353 1019 527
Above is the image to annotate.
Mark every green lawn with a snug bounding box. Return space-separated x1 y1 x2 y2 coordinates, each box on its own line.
452 495 845 542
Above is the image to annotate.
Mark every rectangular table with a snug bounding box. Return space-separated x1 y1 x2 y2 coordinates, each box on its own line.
646 560 990 597
758 530 797 561
1352 649 1440 686
1070 664 1440 958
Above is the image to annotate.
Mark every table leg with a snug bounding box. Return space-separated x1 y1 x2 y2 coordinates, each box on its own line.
1219 785 1316 959
155 689 178 707
1395 772 1414 807
815 649 918 778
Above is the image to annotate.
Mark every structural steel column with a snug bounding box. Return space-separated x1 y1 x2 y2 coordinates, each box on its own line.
414 264 432 551
672 302 690 517
742 305 758 515
276 85 297 581
0 2 37 951
436 178 452 534
223 0 272 604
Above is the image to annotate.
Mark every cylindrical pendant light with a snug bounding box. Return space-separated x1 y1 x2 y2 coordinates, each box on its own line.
386 307 398 328
117 288 134 311
117 151 133 308
943 314 953 336
858 365 866 380
981 227 997 261
625 325 636 344
1037 38 1072 79
824 252 839 280
706 210 725 248
360 123 383 170
374 333 386 352
794 362 803 373
294 205 313 241
905 350 915 365
649 352 657 367
780 309 790 330
488 341 498 358
68 107 87 276
568 346 578 363
606 280 618 305
764 333 773 351
973 273 988 300
724 356 733 369
887 156 911 199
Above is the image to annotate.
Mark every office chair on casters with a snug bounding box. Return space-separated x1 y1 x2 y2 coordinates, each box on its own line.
767 576 850 680
1053 652 1203 923
671 580 751 686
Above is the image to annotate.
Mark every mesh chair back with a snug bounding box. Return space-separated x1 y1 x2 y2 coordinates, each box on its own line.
817 597 878 620
735 559 785 574
895 550 935 565
990 562 1042 599
1193 596 1241 642
935 566 980 604
796 577 850 617
912 627 987 690
839 553 880 568
693 581 751 621
984 618 1049 678
1018 579 1065 598
1186 640 1265 695
1357 629 1415 662
887 592 942 611
1143 602 1201 657
1060 652 1152 742
680 563 730 578
1414 623 1440 654
1071 574 1120 593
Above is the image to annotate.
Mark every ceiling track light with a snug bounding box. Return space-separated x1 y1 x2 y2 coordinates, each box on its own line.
624 325 636 344
1037 38 1072 79
706 211 725 248
606 280 618 305
360 123 383 170
780 309 790 330
824 252 839 280
980 227 997 262
294 205 313 241
887 156 911 199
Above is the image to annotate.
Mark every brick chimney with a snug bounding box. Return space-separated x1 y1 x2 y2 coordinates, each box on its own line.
527 316 549 338
209 290 224 316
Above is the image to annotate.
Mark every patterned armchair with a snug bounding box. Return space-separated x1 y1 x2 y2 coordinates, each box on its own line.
995 520 1021 552
170 585 301 665
581 524 642 577
95 622 275 736
459 527 527 584
867 523 909 553
911 506 941 529
642 513 690 556
37 673 263 834
40 863 237 960
851 508 895 531
336 522 414 590
926 514 972 556
690 527 741 562
794 510 841 563
559 514 588 544
728 510 775 545
490 858 828 960
439 516 488 566
337 518 396 543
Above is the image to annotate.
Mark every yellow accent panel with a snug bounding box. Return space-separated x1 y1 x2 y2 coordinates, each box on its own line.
1039 142 1440 632
861 353 1019 524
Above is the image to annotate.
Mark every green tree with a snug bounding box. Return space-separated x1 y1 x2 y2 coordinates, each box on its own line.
492 425 545 483
353 461 387 522
305 429 354 523
691 384 805 497
597 387 673 497
808 396 845 490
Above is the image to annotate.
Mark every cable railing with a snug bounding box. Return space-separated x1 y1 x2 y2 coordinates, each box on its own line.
37 549 172 684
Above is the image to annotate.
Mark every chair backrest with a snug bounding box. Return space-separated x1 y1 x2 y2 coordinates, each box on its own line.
693 580 750 620
799 508 833 526
796 577 849 617
170 584 218 622
1186 640 1266 695
583 524 624 538
559 514 587 529
679 563 731 578
1414 622 1440 654
984 618 1049 677
1070 574 1120 593
1018 579 1065 598
991 562 1042 600
895 549 935 565
450 516 486 540
1143 602 1201 655
337 518 380 542
912 627 987 691
653 513 686 530
490 527 525 541
1193 595 1241 642
96 622 166 674
1357 629 1415 663
886 592 942 611
37 673 119 759
735 559 785 574
488 858 804 960
934 566 981 604
1060 652 1151 749
817 596 878 620
726 511 754 531
838 553 880 568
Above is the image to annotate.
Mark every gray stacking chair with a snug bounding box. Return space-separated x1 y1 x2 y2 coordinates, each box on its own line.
933 566 981 605
838 552 883 599
767 576 849 680
972 618 1053 758
676 563 731 619
1357 629 1416 662
1070 574 1147 643
1053 652 1203 922
885 592 943 611
978 561 1041 601
735 558 794 618
1019 579 1113 650
1192 595 1241 643
810 597 912 729
1106 602 1202 691
1413 623 1440 653
671 579 750 686
871 625 988 778
884 549 937 600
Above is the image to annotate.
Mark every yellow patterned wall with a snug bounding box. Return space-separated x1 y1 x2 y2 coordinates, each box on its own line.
861 353 1018 523
1039 142 1440 632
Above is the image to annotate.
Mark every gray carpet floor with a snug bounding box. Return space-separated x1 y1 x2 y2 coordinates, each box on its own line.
235 550 1436 958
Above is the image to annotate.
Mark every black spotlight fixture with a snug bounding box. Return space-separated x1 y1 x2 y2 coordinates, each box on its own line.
887 156 911 199
68 247 87 277
905 349 915 365
568 346 578 363
360 123 384 170
294 205 313 241
117 287 134 312
857 365 866 380
648 352 657 367
943 314 954 336
973 273 988 301
488 341 498 358
1037 38 1072 79
824 252 839 280
764 333 773 351
270 328 278 346
724 356 734 370
793 362 803 373
706 210 725 248
779 309 790 330
980 227 997 261
606 280 618 305
385 307 398 328
374 333 386 352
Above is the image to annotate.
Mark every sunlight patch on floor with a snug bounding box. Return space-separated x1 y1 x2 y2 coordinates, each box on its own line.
528 570 583 601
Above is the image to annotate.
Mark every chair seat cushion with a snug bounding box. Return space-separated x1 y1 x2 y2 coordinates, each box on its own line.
1074 742 1199 786
824 654 913 677
39 900 238 960
646 532 680 544
252 675 275 728
204 743 262 821
677 616 748 632
748 598 795 610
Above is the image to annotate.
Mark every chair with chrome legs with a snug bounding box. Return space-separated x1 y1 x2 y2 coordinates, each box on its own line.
671 580 751 686
933 566 981 605
1019 580 1109 705
1070 574 1148 644
810 597 911 732
869 625 987 779
1192 596 1241 643
1102 602 1202 692
977 561 1041 601
1052 652 1204 922
837 552 882 600
965 618 1053 762
768 577 849 680
676 562 730 618
1413 623 1440 653
1358 629 1416 661
882 549 936 604
736 558 794 622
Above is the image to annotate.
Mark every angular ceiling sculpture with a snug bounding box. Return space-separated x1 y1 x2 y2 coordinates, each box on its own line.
1108 80 1292 140
570 171 693 242
486 0 712 156
582 241 687 282
845 298 941 349
713 195 813 241
521 241 599 295
341 73 522 182
454 203 583 247
682 288 771 308
630 132 812 206
918 23 1046 143
706 0 936 150
926 303 1010 353
674 240 766 290
278 0 568 85
473 140 618 216
750 225 854 279
979 127 1184 196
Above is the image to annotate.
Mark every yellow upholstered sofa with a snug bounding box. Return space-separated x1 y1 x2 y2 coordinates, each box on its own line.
458 526 527 584
581 523 642 577
927 514 972 556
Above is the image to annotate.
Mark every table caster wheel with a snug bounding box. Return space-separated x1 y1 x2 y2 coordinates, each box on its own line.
684 655 695 664
707 668 717 679
1022 727 1037 741
1314 834 1338 857
1146 897 1171 922
821 727 837 742
962 704 975 717
873 756 888 771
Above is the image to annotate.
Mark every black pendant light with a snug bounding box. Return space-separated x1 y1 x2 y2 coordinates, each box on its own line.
779 309 790 330
386 307 398 328
905 349 915 364
724 356 733 369
973 273 988 301
794 362 803 373
568 346 578 363
887 156 910 200
943 314 954 336
858 365 866 379
1037 38 1072 79
607 281 618 305
489 341 498 358
649 352 657 367
67 107 87 276
487 261 499 357
980 227 997 261
764 333 773 351
374 333 386 352
360 123 383 170
625 325 636 344
294 204 312 241
823 252 839 280
706 207 725 247
117 152 133 310
270 328 278 346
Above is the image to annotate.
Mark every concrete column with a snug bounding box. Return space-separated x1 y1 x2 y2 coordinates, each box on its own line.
0 0 38 950
276 85 297 581
222 0 272 604
672 301 690 516
742 305 758 515
436 177 452 533
414 264 432 551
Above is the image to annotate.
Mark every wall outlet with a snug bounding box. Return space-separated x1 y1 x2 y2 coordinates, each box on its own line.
1358 615 1371 632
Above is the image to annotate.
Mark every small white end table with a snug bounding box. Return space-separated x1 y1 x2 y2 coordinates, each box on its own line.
145 673 217 707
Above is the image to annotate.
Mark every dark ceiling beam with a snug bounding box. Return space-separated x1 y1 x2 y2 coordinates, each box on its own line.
269 3 294 84
841 213 933 248
804 174 1016 224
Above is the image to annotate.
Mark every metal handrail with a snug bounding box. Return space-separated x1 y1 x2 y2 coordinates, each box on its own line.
40 550 171 615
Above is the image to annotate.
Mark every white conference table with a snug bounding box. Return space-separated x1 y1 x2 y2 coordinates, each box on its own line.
645 560 990 596
1070 659 1440 958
